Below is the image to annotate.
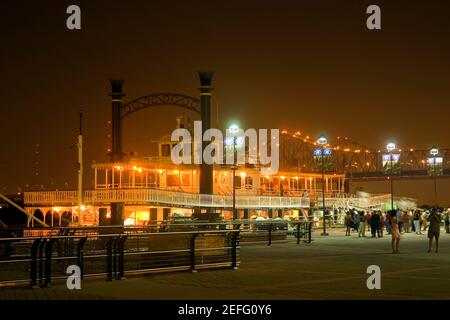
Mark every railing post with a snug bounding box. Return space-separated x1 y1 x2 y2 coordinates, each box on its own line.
113 237 119 278
296 222 301 245
43 239 58 287
190 233 199 272
308 222 312 243
30 239 41 288
77 237 88 280
106 238 114 281
116 236 127 280
38 239 46 286
231 231 239 270
268 223 272 246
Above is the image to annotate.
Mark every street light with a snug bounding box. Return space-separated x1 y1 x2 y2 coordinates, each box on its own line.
430 146 439 208
228 124 240 221
317 134 328 236
386 142 396 211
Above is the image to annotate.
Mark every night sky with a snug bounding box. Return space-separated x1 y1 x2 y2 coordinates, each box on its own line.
1 0 450 204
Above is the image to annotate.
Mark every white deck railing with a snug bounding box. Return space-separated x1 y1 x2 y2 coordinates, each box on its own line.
23 189 311 209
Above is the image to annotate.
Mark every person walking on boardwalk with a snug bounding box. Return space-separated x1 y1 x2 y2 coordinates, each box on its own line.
444 209 450 234
421 211 429 232
379 212 384 237
353 211 360 232
389 210 401 253
402 211 410 233
385 211 392 235
366 211 372 233
413 209 421 235
427 208 442 253
371 211 380 237
345 212 353 236
358 211 366 237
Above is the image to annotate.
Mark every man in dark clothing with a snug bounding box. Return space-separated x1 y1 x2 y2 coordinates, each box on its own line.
371 211 380 237
427 208 442 253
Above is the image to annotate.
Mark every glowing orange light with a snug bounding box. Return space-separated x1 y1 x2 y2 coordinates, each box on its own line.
133 166 143 173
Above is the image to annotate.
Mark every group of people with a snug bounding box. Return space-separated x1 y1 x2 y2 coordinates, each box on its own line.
344 208 450 253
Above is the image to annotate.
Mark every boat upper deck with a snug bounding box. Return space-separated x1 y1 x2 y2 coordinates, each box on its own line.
23 188 311 209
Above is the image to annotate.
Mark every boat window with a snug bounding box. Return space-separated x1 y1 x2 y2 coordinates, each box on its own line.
245 176 253 189
161 144 171 157
234 176 241 189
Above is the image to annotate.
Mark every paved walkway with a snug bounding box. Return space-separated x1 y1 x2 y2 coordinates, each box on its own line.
2 228 450 299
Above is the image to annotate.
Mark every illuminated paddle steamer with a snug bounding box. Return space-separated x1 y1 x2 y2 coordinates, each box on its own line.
23 126 346 227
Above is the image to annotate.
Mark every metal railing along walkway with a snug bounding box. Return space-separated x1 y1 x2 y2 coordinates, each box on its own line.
0 228 240 287
0 220 313 287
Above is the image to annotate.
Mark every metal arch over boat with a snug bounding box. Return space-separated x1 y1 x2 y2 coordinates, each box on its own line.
120 93 201 119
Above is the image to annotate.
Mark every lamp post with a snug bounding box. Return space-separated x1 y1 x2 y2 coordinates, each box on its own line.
430 146 439 208
317 135 328 236
386 142 396 211
229 124 239 221
77 109 84 226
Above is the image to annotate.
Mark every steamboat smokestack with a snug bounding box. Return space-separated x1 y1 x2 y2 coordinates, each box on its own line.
109 79 125 162
198 72 214 195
